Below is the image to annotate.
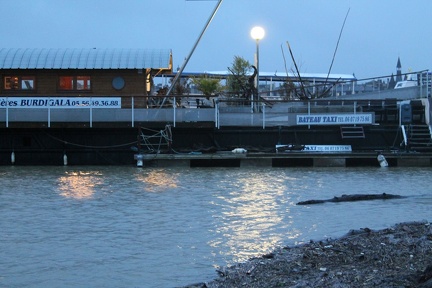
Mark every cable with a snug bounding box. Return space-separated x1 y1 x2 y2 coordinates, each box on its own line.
43 131 139 149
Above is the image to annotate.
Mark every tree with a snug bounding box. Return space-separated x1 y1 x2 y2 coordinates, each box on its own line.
170 77 190 96
191 75 223 99
226 56 253 98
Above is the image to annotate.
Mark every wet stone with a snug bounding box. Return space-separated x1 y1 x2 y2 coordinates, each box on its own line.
183 221 432 288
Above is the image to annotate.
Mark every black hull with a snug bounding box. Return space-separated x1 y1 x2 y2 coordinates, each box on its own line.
0 124 406 166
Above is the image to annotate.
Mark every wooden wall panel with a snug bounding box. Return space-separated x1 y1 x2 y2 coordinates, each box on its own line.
1 69 151 97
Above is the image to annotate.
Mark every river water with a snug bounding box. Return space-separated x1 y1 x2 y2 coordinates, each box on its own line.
0 166 431 287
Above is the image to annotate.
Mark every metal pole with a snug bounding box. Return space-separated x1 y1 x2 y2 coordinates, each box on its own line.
6 97 9 128
90 97 93 128
426 70 430 98
252 39 260 113
256 38 260 109
214 99 218 128
131 96 134 127
48 96 51 128
166 0 224 97
173 97 176 127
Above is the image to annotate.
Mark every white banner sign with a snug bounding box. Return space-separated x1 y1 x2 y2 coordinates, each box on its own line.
303 145 352 152
0 97 121 109
297 113 373 125
276 144 352 152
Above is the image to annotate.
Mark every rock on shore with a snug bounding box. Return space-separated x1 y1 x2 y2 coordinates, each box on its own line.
185 221 432 288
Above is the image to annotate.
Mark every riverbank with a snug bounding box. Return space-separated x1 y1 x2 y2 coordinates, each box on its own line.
185 221 432 287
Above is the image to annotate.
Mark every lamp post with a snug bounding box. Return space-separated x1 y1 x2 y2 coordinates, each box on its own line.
250 26 265 112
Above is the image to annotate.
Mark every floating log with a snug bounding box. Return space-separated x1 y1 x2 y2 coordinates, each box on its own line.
297 193 405 205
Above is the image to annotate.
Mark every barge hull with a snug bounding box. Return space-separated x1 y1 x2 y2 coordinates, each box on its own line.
0 124 424 166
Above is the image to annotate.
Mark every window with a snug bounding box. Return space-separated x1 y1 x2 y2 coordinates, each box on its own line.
4 76 36 90
77 76 91 90
59 76 91 91
59 76 74 90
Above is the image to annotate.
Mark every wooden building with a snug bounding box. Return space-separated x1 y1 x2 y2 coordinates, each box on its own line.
0 48 173 108
0 48 175 165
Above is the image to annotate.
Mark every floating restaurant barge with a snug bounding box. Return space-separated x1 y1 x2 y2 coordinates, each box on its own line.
1 48 432 167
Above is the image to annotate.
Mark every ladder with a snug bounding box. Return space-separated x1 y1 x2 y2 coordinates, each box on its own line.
406 124 432 151
340 126 365 139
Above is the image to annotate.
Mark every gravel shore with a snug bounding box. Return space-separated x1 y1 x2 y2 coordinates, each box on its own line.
184 221 432 288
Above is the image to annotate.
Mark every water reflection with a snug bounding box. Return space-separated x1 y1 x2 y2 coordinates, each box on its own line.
210 172 292 262
135 169 178 193
1 166 430 288
57 170 102 199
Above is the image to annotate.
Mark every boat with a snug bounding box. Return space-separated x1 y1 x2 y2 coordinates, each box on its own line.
0 48 431 166
395 80 417 89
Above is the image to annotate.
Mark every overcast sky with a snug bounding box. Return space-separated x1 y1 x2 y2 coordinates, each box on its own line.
1 0 431 79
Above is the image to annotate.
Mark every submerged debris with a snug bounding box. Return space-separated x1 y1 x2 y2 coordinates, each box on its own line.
297 193 405 205
184 221 432 288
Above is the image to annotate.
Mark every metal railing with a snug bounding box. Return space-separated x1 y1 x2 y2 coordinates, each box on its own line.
1 96 383 129
256 70 430 100
2 73 430 129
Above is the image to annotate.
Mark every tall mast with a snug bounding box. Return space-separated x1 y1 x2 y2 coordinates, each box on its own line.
165 0 223 96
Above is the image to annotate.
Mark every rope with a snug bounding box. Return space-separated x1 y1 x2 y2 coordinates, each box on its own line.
139 125 172 153
44 131 139 149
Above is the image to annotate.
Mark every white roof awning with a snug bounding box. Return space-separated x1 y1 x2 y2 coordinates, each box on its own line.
0 48 172 70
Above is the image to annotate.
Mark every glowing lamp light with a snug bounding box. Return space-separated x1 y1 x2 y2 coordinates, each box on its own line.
250 26 265 41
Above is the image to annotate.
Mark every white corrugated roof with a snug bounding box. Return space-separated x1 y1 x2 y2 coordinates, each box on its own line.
172 70 357 82
0 48 172 69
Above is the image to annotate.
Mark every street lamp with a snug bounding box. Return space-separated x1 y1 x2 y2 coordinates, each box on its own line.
250 26 265 112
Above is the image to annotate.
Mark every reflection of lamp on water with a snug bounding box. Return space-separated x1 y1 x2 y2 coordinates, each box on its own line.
58 171 100 199
250 26 265 112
